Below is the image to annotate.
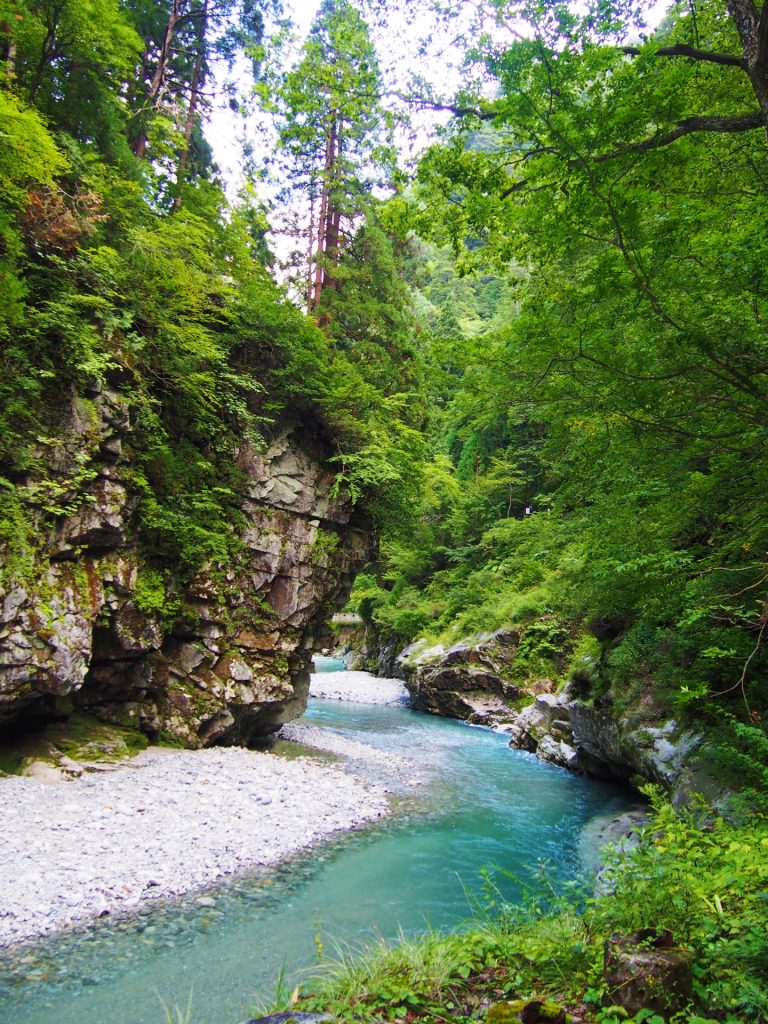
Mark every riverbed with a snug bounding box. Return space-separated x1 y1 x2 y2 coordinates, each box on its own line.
0 672 634 1024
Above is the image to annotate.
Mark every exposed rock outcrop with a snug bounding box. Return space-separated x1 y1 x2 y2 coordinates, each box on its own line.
340 619 407 679
396 629 716 800
507 693 705 796
399 630 530 726
0 390 371 746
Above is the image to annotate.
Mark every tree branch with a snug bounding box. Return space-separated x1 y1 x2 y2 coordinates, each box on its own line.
592 112 765 163
622 42 746 69
396 94 497 120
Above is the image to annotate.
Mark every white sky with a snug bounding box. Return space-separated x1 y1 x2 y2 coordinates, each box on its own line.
208 0 673 189
290 0 321 35
206 0 673 244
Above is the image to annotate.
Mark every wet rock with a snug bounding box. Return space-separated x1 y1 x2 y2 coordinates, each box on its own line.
505 690 716 800
508 693 573 757
580 808 650 889
390 626 717 799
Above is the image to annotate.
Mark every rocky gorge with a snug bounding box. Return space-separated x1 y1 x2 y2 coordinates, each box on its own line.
0 386 371 750
345 627 721 805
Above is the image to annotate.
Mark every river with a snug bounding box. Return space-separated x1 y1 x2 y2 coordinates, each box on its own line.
0 672 633 1024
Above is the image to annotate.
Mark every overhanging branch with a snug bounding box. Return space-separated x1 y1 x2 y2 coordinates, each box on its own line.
592 112 765 162
395 94 497 121
623 42 746 69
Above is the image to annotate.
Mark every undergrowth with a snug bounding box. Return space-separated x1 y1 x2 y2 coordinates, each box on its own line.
284 792 768 1024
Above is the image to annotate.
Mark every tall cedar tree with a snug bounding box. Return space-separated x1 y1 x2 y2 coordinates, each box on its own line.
274 0 396 314
126 0 274 203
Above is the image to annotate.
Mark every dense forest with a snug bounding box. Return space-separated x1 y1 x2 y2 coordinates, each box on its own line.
0 0 419 590
1 0 768 1021
357 0 768 752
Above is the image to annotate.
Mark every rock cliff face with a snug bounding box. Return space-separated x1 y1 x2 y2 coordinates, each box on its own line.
0 389 371 746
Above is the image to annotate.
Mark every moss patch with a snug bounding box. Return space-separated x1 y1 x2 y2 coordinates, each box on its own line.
0 712 148 775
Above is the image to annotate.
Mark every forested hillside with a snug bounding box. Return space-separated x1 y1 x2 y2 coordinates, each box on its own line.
351 0 768 793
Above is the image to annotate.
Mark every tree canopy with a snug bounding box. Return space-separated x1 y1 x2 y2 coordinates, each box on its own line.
271 0 397 311
347 0 768 732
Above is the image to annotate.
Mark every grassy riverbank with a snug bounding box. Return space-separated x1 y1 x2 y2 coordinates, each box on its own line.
284 794 768 1024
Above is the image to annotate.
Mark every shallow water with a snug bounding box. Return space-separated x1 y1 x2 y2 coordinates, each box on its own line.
0 691 633 1024
312 655 348 672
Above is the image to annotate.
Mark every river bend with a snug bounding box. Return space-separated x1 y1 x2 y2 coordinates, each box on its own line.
0 677 633 1024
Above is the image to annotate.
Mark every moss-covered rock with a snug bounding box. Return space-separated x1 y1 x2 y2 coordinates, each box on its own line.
486 998 566 1024
0 401 372 748
0 713 148 779
400 629 530 726
604 932 693 1017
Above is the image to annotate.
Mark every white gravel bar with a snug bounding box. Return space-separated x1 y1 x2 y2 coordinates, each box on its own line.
0 744 388 948
309 669 409 705
281 721 424 785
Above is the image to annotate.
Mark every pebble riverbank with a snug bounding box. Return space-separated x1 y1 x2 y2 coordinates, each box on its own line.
0 735 391 949
0 671 415 949
309 670 409 705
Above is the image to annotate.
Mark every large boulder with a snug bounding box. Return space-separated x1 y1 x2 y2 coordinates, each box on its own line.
604 931 693 1017
504 687 708 794
399 630 527 726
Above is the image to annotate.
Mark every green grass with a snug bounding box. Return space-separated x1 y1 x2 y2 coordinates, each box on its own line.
286 794 768 1024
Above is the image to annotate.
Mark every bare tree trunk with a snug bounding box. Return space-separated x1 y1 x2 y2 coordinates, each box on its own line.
134 0 182 159
322 127 343 300
307 175 318 310
310 112 337 312
172 0 208 211
29 2 63 102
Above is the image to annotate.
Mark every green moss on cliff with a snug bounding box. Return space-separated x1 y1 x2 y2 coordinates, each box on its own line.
0 713 148 776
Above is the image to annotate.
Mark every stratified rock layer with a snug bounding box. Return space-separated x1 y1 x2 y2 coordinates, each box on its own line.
0 390 371 746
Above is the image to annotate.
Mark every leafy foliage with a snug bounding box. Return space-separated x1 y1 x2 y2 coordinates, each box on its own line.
0 0 423 587
354 0 768 729
294 796 768 1024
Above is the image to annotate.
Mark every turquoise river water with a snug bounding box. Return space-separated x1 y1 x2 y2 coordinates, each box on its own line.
0 672 633 1024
